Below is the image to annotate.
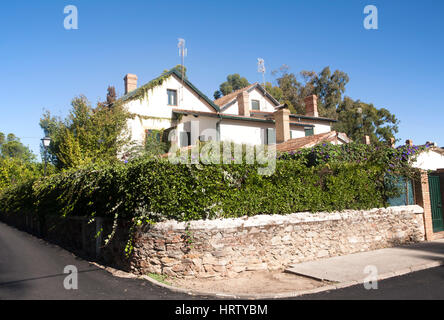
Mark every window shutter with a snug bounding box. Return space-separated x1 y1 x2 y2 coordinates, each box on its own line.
180 132 191 147
267 128 276 145
304 127 314 137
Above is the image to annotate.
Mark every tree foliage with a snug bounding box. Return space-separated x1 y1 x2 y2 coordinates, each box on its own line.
270 65 349 117
333 97 399 144
214 74 250 99
166 64 187 79
265 65 398 143
0 132 35 162
0 131 42 193
40 94 131 170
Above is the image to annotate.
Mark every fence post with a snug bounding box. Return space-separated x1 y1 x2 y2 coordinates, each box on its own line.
414 170 434 241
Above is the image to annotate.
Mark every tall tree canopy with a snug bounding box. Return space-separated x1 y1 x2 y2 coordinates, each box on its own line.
214 74 250 99
0 132 35 161
0 131 41 192
215 65 399 144
40 93 131 170
270 65 349 118
333 97 399 144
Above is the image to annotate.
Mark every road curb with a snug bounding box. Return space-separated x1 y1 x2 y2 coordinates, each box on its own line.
90 260 444 299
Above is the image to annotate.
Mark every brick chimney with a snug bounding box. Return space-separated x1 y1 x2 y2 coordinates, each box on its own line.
304 95 319 117
237 91 250 117
124 74 138 94
363 135 371 145
274 106 290 143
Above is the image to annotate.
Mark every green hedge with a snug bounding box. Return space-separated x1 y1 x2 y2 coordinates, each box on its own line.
0 156 389 222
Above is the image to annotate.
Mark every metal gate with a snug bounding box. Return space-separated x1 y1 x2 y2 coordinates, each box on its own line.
428 175 444 232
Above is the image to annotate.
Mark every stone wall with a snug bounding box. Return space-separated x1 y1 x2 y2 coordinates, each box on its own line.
0 205 425 279
129 205 425 279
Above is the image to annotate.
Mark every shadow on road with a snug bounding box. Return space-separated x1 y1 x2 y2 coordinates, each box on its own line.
0 268 101 287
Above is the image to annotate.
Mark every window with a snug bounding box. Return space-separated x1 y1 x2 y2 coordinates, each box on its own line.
265 128 276 145
167 89 177 106
146 129 162 142
304 127 314 137
251 100 260 111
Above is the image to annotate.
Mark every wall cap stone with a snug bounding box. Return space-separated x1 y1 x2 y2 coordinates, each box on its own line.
152 205 424 231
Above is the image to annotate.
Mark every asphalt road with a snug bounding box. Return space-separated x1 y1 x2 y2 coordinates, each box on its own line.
296 266 444 300
0 222 200 300
2 221 444 301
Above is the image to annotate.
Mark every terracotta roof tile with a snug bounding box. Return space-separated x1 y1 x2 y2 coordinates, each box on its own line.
213 83 257 107
276 131 350 153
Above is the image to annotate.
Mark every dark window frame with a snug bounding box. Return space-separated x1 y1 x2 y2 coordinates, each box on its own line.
304 127 314 137
167 89 178 106
251 99 260 111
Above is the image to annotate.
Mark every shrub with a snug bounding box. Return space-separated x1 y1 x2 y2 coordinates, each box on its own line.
1 156 389 223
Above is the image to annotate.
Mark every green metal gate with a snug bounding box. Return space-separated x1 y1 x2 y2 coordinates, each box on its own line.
428 175 444 232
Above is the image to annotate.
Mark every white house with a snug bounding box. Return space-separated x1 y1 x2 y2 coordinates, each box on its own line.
113 69 339 154
411 142 444 171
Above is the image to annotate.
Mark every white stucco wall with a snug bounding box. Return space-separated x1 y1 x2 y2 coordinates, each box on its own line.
176 115 219 147
121 73 333 150
412 150 444 171
223 101 239 115
221 87 277 115
248 87 278 112
127 117 171 145
290 128 306 139
219 120 274 145
123 74 216 145
313 122 331 135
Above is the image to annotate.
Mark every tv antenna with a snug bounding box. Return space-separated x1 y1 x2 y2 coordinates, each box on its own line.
178 38 187 104
257 58 266 86
178 38 187 81
258 58 267 108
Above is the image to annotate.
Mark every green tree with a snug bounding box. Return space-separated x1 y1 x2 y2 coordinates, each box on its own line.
0 132 35 161
166 65 187 79
214 74 250 99
264 82 283 102
0 157 42 193
40 94 131 170
333 97 399 144
0 131 43 193
312 67 349 119
272 65 349 118
271 65 398 142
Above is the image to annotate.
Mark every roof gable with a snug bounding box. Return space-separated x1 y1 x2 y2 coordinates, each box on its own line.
214 83 281 110
113 69 220 112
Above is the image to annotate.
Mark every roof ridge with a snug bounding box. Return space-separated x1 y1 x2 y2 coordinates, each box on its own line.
213 83 257 107
113 68 220 112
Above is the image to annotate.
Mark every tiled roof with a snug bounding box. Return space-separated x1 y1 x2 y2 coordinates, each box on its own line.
276 131 351 153
213 83 257 107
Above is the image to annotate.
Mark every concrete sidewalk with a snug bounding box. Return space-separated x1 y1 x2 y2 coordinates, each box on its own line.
286 240 444 284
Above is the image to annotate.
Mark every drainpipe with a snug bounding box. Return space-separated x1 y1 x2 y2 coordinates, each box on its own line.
216 112 222 142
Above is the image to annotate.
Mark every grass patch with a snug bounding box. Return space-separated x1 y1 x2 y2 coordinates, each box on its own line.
147 273 171 285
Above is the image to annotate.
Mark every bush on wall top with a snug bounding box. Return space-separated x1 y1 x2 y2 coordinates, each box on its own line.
0 154 391 223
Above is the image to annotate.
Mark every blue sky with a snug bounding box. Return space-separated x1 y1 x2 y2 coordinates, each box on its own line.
1 0 443 158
